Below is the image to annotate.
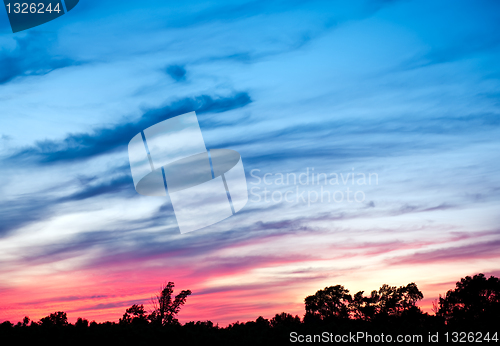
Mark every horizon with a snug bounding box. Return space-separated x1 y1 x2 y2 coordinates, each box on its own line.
2 272 497 326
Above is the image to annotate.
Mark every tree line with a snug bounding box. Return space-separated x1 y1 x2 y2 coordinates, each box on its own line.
0 273 498 344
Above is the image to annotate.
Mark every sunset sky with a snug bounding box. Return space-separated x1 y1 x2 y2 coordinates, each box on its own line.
1 0 499 325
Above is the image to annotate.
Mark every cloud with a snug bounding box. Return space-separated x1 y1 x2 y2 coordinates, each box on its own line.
211 110 500 168
0 196 55 237
188 254 314 279
394 1 500 70
4 198 467 269
8 92 252 165
22 294 110 305
166 65 187 82
9 207 318 269
387 238 500 265
0 31 78 85
60 174 134 202
0 163 141 238
72 299 148 313
0 164 138 238
192 30 318 66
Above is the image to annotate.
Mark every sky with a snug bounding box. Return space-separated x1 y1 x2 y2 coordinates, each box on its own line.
0 0 499 325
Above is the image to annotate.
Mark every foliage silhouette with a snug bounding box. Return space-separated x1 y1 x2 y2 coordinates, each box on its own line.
304 282 424 322
75 317 89 328
350 290 378 321
149 281 192 325
119 304 148 325
375 282 424 317
22 316 30 327
437 273 500 328
39 311 68 327
304 285 351 320
270 313 301 328
0 274 498 344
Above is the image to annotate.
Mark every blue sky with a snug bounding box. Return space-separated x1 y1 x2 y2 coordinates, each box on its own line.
0 0 499 324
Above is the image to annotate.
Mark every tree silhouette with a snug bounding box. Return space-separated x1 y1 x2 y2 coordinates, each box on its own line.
376 284 399 315
22 316 30 327
120 304 148 325
308 282 424 322
4 274 498 344
437 273 500 326
350 290 379 320
270 312 301 327
377 282 423 317
398 283 424 312
149 282 192 325
39 311 68 327
75 317 89 328
304 285 352 320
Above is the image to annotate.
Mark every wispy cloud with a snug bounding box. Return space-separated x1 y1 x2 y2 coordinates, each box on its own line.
59 174 134 202
166 65 187 82
0 196 55 237
0 31 78 84
8 92 251 164
387 237 500 265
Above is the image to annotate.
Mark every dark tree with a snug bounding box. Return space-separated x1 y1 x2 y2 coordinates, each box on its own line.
377 284 400 316
270 312 301 327
255 316 270 328
75 317 89 328
350 290 379 320
345 282 424 321
149 282 192 325
22 316 30 327
39 311 68 327
398 283 424 312
0 321 13 330
375 283 423 317
304 285 352 320
119 304 148 325
437 273 500 326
